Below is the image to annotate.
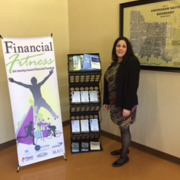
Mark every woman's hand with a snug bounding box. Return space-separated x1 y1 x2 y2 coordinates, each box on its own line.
123 109 130 117
103 104 110 110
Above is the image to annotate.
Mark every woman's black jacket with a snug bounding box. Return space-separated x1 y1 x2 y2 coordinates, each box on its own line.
103 56 140 111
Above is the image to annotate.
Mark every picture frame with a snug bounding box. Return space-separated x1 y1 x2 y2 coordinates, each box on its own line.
120 0 180 72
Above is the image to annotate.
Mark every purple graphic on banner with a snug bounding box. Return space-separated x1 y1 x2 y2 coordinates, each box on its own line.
37 121 58 138
17 106 35 145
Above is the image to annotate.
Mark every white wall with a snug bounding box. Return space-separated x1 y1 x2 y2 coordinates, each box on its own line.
1 0 180 159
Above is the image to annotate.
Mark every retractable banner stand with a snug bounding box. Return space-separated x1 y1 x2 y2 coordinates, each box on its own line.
1 36 66 170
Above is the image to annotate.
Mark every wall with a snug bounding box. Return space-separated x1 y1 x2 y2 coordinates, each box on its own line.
0 0 69 143
1 0 180 159
68 0 180 158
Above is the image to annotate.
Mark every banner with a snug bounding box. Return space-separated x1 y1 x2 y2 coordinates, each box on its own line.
1 36 65 167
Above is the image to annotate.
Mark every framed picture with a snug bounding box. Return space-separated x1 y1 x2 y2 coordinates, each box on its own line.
120 0 180 72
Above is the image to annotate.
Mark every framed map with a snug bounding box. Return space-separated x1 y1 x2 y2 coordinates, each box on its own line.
120 0 180 72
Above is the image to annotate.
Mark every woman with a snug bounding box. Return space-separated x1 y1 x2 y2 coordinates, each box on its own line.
103 37 140 167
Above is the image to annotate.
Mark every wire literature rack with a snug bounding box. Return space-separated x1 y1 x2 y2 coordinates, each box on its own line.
68 53 103 153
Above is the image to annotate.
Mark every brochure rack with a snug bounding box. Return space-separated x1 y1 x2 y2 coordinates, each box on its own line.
68 53 102 153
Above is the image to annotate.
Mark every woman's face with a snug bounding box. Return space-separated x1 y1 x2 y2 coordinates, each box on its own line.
116 40 127 61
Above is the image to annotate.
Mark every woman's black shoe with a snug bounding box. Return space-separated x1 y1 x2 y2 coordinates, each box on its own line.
112 157 129 167
110 149 129 155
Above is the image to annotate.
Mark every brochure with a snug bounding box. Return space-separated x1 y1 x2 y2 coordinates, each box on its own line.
90 119 99 132
83 54 92 70
68 56 74 71
81 142 89 151
83 54 100 70
71 91 81 103
89 90 98 102
73 55 81 70
71 142 79 152
90 141 101 150
71 120 80 133
91 56 101 69
80 119 89 132
80 91 89 103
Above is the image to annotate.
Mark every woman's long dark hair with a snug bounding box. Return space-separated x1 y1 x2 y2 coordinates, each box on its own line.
111 37 135 64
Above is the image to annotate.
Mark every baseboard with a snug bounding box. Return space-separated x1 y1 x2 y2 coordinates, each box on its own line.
1 122 179 165
0 139 16 151
101 130 180 165
63 120 70 126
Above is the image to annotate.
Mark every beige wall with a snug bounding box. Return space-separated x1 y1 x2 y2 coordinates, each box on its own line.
68 0 180 158
0 0 180 159
0 0 69 143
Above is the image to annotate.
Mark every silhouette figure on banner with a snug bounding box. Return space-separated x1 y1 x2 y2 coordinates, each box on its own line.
17 121 36 145
9 70 59 120
37 121 59 140
48 124 57 137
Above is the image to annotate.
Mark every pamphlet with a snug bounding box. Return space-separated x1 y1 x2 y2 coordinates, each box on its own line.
83 54 92 70
72 91 81 103
73 55 81 70
90 141 101 150
79 55 84 69
71 120 80 133
71 142 79 152
89 90 98 102
68 56 74 71
91 56 101 69
90 119 99 132
80 119 89 132
80 91 89 103
81 142 89 151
